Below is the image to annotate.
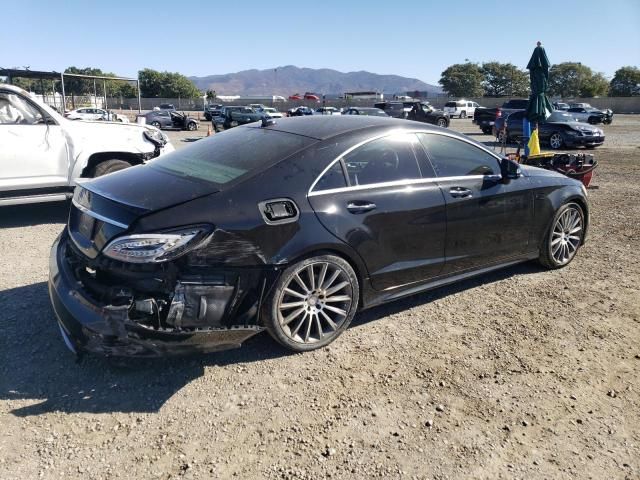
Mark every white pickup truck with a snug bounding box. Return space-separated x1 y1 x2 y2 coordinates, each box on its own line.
0 84 174 206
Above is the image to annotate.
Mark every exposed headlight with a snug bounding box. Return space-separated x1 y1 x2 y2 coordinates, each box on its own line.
102 226 212 263
143 128 167 146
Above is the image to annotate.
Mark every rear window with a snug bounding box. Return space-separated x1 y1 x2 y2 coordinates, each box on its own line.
445 102 457 107
149 127 315 186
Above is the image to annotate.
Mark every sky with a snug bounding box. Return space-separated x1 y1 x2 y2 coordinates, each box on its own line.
1 0 639 86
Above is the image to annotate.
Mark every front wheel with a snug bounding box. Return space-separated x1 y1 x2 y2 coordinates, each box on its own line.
150 121 161 129
187 122 197 131
538 202 585 269
436 118 448 128
549 132 564 150
264 255 359 352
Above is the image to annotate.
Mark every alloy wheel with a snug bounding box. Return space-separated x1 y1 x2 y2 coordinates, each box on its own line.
437 118 447 127
551 206 583 265
277 261 353 345
550 133 563 149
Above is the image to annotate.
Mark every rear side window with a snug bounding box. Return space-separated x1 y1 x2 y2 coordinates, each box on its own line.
343 133 422 186
417 133 500 177
314 161 347 191
150 127 315 186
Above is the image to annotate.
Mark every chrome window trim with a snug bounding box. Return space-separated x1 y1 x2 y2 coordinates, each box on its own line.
71 199 129 229
307 129 503 196
308 175 495 197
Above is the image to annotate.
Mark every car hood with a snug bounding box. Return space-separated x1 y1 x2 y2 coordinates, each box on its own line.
78 163 219 212
520 164 572 180
548 121 600 132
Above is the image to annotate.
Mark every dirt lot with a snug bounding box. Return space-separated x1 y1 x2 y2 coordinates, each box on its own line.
1 116 639 480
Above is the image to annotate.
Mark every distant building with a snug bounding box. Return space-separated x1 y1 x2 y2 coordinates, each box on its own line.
343 91 384 101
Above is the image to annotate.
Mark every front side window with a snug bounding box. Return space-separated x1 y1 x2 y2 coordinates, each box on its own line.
343 134 422 186
417 133 500 177
0 92 44 125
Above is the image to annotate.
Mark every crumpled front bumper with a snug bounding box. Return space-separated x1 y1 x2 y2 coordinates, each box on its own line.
48 233 263 357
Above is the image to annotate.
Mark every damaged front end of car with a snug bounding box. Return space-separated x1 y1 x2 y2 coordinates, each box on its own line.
49 191 279 357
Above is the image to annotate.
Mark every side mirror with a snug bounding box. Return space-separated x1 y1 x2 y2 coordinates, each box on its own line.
501 158 522 180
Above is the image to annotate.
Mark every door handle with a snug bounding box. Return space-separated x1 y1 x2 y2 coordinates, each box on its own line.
449 187 473 198
347 201 377 214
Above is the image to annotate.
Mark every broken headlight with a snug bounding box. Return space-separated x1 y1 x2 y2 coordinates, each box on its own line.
143 128 168 146
102 226 212 263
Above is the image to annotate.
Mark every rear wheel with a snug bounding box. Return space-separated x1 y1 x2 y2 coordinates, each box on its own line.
91 159 132 177
264 255 359 352
538 202 585 269
482 127 492 134
436 117 448 128
549 132 564 150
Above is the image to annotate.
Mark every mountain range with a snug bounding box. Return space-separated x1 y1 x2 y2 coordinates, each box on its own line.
189 65 441 97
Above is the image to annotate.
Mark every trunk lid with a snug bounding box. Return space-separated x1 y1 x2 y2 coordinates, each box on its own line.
69 164 219 258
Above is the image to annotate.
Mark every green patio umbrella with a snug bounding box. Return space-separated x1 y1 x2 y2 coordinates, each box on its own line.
526 42 554 123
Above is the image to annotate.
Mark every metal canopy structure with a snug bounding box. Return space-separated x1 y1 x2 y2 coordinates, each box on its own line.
0 68 142 112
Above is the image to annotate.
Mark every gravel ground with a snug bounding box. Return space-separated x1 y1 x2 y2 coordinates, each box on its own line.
1 116 638 480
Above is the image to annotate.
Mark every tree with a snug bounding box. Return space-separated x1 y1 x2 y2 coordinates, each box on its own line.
138 68 201 98
548 62 608 98
439 63 484 97
609 66 640 96
206 89 217 101
580 72 609 97
481 62 529 97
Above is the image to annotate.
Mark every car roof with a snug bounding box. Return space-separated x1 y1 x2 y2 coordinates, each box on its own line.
248 115 442 141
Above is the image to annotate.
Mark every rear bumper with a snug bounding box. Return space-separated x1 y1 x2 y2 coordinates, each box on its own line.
48 233 264 357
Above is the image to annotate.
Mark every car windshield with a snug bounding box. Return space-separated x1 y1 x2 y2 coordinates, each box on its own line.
148 127 315 186
547 112 576 123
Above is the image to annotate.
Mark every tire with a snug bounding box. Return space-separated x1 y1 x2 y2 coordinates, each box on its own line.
460 111 467 119
436 117 448 128
187 122 197 131
538 202 585 269
482 127 492 134
603 118 612 125
263 254 359 352
549 132 564 150
91 159 132 177
150 121 161 129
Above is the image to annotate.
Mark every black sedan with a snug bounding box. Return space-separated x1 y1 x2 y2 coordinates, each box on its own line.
49 116 589 357
138 110 199 131
497 111 605 149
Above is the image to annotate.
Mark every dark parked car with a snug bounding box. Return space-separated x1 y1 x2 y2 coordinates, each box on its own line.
49 116 589 357
473 99 529 134
288 106 315 116
215 106 264 131
158 103 176 111
204 103 223 121
374 101 449 127
139 110 199 131
342 107 389 116
495 111 605 150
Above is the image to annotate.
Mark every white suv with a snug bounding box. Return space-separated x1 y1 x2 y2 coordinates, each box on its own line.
444 100 480 119
0 85 174 206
